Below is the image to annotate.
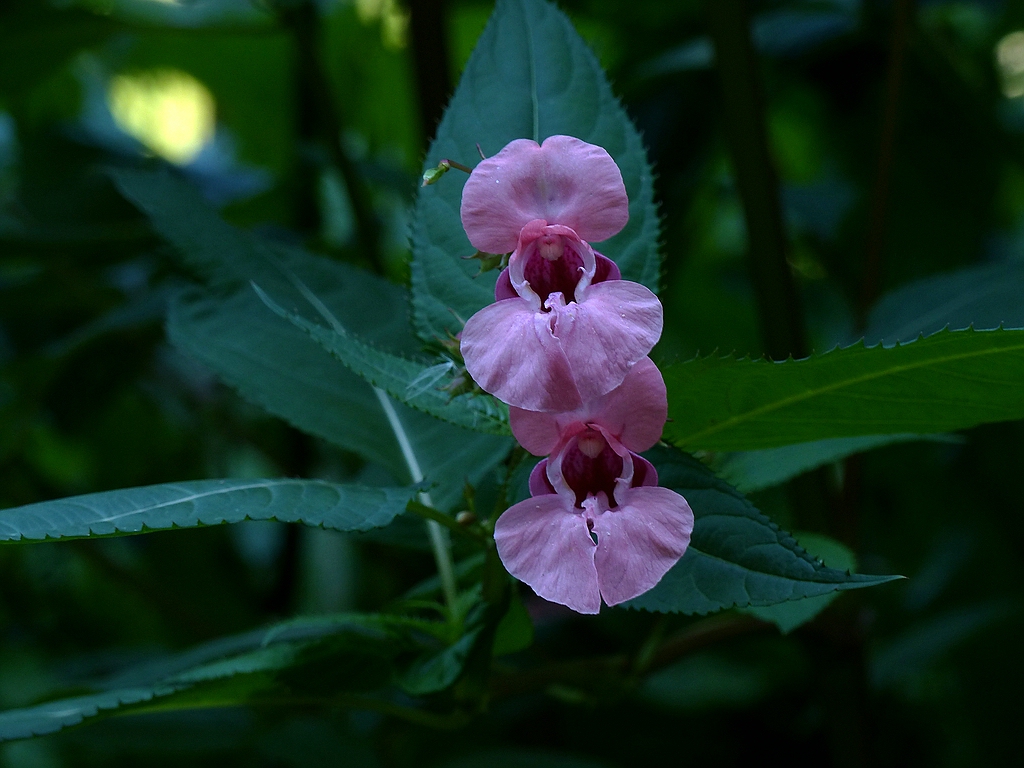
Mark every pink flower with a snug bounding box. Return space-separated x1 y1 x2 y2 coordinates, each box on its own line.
494 360 693 614
458 136 663 412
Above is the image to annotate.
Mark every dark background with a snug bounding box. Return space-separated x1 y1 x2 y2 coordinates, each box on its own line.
1 0 1022 765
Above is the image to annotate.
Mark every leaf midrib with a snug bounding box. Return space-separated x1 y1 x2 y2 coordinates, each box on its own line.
521 0 540 143
688 545 895 585
676 333 1024 446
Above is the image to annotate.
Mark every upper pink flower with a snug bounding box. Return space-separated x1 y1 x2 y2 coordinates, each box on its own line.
458 137 662 412
460 135 630 254
493 361 692 615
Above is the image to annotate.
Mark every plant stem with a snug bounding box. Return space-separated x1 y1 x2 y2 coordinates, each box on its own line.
408 0 454 144
373 388 459 616
273 257 461 617
286 0 385 271
407 500 485 543
860 0 916 323
707 0 807 361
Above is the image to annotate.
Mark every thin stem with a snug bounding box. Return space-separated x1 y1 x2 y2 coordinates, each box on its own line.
860 0 916 323
489 614 767 700
407 500 485 543
707 0 807 360
373 388 459 616
440 159 473 174
408 0 454 144
286 0 385 271
266 261 461 616
847 0 917 549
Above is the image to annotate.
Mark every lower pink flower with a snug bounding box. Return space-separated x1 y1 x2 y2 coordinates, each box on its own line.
493 361 692 614
494 428 693 614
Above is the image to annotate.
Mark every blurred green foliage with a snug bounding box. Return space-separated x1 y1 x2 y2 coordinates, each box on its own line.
2 0 1024 766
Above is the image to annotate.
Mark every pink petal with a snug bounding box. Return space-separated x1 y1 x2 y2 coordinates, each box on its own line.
494 266 517 301
509 410 566 457
528 458 555 496
509 357 667 455
494 495 602 615
551 281 663 405
461 136 629 254
590 486 694 607
632 454 659 487
460 298 583 412
588 358 667 452
593 251 621 282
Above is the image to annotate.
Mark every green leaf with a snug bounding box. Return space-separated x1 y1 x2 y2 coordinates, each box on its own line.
492 591 534 656
739 532 856 633
409 0 661 341
398 628 481 696
251 283 509 436
115 169 512 509
112 170 416 354
171 286 511 511
664 328 1024 452
714 433 960 493
0 479 415 542
626 448 900 614
865 261 1024 346
169 287 408 473
869 602 1009 689
0 688 177 743
112 168 277 289
0 614 410 742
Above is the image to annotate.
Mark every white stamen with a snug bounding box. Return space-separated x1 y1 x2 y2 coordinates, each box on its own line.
577 432 605 458
538 235 564 261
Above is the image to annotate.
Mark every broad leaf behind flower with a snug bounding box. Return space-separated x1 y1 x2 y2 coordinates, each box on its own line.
627 448 900 614
410 0 661 342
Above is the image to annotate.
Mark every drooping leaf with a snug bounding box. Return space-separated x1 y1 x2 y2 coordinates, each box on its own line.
252 283 509 435
740 532 857 633
0 688 177 743
864 260 1024 346
398 628 482 696
639 652 774 712
0 478 415 542
664 328 1024 452
492 591 534 656
869 602 1010 690
714 433 960 493
0 614 419 742
409 0 661 342
626 448 900 615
